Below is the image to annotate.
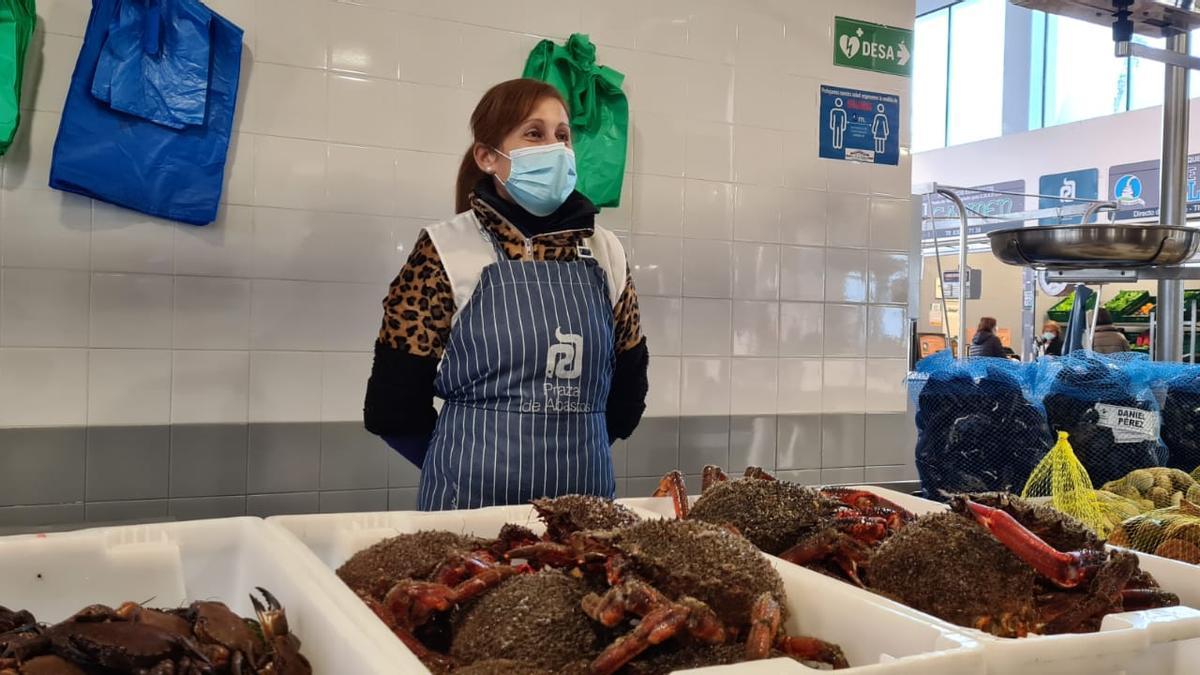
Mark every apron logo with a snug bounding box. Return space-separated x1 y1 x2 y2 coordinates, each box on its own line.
546 327 583 379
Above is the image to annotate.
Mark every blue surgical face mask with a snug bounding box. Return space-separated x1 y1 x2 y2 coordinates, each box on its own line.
495 142 577 216
1043 331 1056 340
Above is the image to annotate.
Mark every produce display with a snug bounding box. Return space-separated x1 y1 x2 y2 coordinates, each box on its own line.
1110 498 1200 564
335 494 849 673
0 589 311 674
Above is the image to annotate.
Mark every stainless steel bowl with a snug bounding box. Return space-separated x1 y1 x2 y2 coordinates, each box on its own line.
987 223 1200 269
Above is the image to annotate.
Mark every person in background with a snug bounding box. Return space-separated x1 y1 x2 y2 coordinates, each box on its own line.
1039 320 1064 356
969 316 1006 358
1091 308 1131 354
363 79 648 511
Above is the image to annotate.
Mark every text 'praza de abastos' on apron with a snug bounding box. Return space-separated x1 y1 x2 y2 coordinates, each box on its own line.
415 204 627 511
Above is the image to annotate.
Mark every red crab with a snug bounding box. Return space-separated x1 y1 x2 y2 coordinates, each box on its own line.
652 465 913 585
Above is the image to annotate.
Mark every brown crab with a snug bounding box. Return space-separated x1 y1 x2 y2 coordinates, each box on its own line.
866 494 1179 637
509 518 849 674
0 590 310 675
653 466 913 584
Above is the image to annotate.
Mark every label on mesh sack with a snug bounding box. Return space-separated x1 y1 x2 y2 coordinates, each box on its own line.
1094 404 1160 443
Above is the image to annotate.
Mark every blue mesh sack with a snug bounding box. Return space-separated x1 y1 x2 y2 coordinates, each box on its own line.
49 0 242 225
1157 364 1200 472
1036 351 1167 486
911 351 1051 500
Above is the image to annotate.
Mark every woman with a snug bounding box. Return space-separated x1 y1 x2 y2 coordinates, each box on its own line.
1040 320 1063 357
364 79 648 511
969 317 1005 358
1091 308 1130 354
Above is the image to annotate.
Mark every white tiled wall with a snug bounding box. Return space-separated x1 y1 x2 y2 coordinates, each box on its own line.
0 0 915 514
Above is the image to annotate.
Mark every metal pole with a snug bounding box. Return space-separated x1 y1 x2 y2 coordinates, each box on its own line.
1191 299 1197 362
1158 31 1189 362
1088 285 1104 350
936 188 971 359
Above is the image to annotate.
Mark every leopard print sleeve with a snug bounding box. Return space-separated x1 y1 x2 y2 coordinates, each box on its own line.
377 231 455 358
613 268 644 354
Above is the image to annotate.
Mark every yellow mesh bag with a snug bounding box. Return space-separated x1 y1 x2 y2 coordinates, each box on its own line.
1022 431 1108 536
1110 499 1200 565
1192 466 1200 483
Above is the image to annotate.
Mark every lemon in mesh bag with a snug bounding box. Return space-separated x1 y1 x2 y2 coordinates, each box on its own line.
1110 499 1200 564
1021 431 1108 536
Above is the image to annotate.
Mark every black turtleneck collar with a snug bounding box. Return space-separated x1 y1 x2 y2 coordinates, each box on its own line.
473 177 598 238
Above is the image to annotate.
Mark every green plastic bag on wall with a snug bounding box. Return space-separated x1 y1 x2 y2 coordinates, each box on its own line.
523 33 628 208
0 0 35 156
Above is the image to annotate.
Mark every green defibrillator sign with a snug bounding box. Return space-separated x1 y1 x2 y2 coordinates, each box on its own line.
833 16 913 78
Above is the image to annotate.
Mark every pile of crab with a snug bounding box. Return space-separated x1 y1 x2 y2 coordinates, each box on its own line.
335 494 849 674
652 466 1182 637
0 588 311 674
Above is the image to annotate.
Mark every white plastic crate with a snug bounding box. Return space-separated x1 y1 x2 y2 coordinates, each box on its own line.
268 505 986 674
0 517 403 674
621 489 1200 675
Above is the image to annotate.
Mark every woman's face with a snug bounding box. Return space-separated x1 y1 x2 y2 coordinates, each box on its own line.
476 97 571 185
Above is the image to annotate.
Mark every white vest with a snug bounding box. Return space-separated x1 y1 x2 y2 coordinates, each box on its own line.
424 210 628 326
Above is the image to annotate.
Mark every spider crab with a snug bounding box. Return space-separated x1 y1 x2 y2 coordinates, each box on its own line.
508 518 849 673
652 465 914 584
867 493 1180 637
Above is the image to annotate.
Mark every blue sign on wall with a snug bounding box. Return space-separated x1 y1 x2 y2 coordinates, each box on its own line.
819 84 900 166
1038 168 1099 225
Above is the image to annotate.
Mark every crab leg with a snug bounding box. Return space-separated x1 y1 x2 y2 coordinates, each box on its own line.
652 470 690 519
745 593 782 660
778 636 850 669
821 487 916 528
1121 588 1180 610
701 465 728 492
589 604 689 675
361 598 454 671
961 499 1106 589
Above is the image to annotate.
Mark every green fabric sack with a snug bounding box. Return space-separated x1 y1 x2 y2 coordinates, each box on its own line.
523 33 628 208
0 0 36 156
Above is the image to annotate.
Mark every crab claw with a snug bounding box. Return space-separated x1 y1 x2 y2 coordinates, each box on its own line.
960 499 1105 589
701 465 728 492
743 466 776 481
652 470 689 519
821 487 916 529
250 587 290 641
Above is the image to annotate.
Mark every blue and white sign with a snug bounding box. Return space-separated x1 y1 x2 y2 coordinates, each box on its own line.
1106 155 1200 221
1038 168 1099 225
819 84 900 166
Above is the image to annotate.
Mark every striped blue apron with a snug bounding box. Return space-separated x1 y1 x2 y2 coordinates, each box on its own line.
417 230 616 510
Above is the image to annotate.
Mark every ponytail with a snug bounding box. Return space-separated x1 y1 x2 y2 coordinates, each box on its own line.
455 147 486 214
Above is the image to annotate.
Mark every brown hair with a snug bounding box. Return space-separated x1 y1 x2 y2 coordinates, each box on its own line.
978 317 997 332
455 79 568 214
1043 320 1061 336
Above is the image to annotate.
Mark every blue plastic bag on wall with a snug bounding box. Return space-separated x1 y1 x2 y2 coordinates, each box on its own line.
50 0 242 225
91 0 212 129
